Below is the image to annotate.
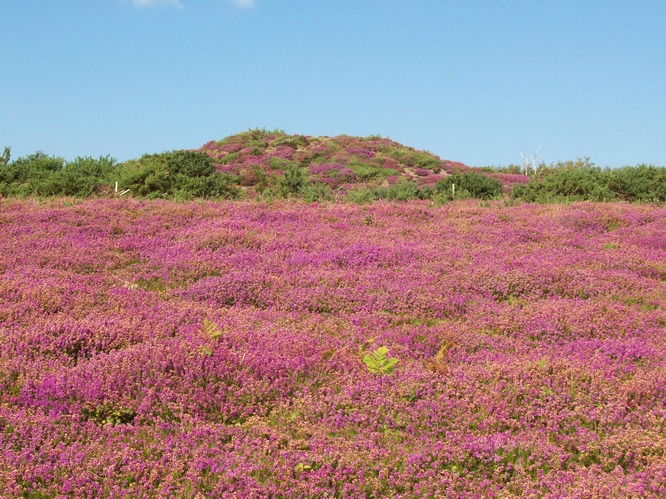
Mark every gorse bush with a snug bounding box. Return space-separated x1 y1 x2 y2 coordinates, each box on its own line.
511 166 615 202
301 182 334 203
388 147 441 170
3 151 64 185
0 150 240 200
607 165 666 202
48 156 119 197
382 180 422 201
509 163 666 204
1 146 10 166
435 172 503 200
275 164 307 197
0 151 67 196
118 150 238 200
345 181 428 204
348 161 386 181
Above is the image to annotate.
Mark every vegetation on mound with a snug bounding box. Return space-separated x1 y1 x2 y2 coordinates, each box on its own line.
1 130 664 203
197 128 466 192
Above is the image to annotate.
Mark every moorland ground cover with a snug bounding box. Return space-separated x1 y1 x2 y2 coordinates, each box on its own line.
0 197 664 497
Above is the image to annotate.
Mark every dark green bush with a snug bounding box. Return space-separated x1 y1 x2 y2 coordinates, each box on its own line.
382 180 422 201
276 164 307 197
345 188 378 204
435 172 503 200
344 181 427 203
1 147 10 166
269 134 309 149
511 167 616 202
388 148 441 170
117 150 237 199
607 165 666 202
0 151 65 196
301 182 334 202
47 156 119 197
348 161 386 181
268 157 298 170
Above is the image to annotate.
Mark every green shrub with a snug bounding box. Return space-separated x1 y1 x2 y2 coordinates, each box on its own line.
47 156 118 197
178 172 239 200
511 167 615 202
301 182 334 202
607 165 666 202
345 188 379 204
7 151 64 183
218 152 239 165
268 157 299 170
117 150 238 199
388 148 441 170
0 151 65 196
348 161 386 181
435 172 502 200
0 147 9 166
382 180 422 201
228 128 284 151
269 134 309 149
247 164 270 192
276 164 307 197
345 181 428 203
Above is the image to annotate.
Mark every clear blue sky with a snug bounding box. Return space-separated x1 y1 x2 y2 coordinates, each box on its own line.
2 1 665 167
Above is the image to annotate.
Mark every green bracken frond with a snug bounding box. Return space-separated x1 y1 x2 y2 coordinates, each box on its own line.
201 319 223 340
363 346 399 375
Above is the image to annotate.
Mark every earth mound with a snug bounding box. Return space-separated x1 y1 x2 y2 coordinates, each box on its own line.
196 129 472 191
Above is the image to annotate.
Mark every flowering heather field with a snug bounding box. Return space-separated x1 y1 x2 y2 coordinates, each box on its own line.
0 198 665 498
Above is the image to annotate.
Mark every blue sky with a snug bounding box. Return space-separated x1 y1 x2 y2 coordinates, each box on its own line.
2 1 665 167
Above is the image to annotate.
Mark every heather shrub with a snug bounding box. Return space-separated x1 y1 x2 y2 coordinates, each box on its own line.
435 172 503 200
2 199 666 496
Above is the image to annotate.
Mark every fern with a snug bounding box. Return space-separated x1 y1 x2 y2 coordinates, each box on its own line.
363 346 399 375
201 319 223 340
